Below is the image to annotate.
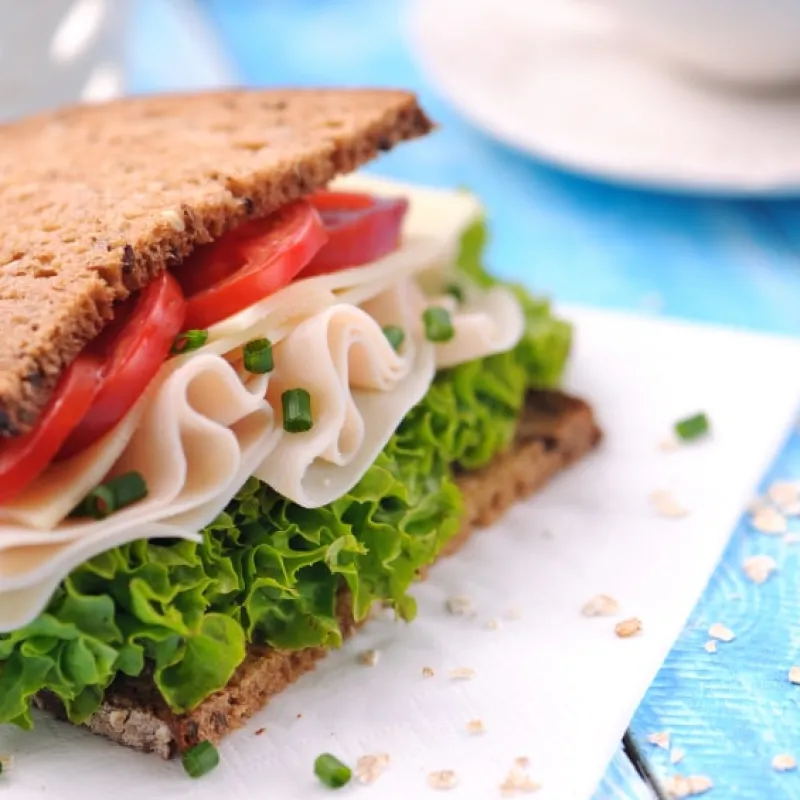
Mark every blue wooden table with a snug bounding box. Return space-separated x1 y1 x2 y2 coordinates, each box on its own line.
129 2 800 796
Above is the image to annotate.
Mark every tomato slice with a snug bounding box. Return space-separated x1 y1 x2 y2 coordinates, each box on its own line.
173 201 328 330
301 191 409 278
57 272 187 460
0 356 103 503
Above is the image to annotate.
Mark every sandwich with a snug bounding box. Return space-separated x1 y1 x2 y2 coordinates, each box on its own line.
0 88 600 762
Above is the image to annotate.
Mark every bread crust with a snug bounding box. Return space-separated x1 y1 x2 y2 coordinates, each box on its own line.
0 89 433 436
35 389 601 758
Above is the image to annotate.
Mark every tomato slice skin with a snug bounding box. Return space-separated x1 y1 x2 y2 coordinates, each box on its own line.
175 201 328 330
301 191 409 278
0 356 103 503
57 272 187 460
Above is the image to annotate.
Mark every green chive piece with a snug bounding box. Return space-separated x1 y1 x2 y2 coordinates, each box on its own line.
444 283 464 303
282 389 313 433
74 472 148 520
182 741 220 779
422 306 455 343
243 338 274 374
314 753 352 789
674 412 710 442
171 329 208 355
382 325 406 352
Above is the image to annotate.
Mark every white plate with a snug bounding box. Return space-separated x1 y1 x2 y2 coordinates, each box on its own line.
3 306 800 799
405 0 800 195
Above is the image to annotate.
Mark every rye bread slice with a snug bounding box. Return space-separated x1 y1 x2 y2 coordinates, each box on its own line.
0 88 433 437
35 389 601 758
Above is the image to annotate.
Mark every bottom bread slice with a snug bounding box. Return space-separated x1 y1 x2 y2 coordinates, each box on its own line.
35 389 601 758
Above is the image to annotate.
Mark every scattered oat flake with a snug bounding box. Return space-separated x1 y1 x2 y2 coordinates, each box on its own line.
449 667 476 680
466 718 485 734
485 618 500 630
664 774 713 797
428 770 459 790
581 594 620 618
708 622 735 642
356 753 390 784
768 481 800 510
687 776 714 795
500 763 541 795
650 490 689 518
615 617 643 638
671 748 686 765
647 731 671 750
422 666 435 678
772 754 797 772
704 640 718 654
445 595 474 616
742 554 778 584
751 506 788 535
788 666 800 685
358 649 380 667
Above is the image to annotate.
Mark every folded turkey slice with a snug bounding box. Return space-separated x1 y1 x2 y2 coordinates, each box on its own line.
255 287 436 508
0 354 277 543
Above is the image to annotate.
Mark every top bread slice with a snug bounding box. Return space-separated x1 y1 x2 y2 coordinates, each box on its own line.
0 88 433 437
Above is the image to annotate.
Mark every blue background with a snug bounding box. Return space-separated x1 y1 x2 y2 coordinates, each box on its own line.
130 2 800 796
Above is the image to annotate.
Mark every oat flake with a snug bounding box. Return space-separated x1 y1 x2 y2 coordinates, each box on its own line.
445 595 474 617
615 617 643 638
664 774 713 797
704 640 718 654
742 554 778 584
500 764 541 795
647 731 671 749
358 649 380 667
581 594 620 618
659 436 679 452
485 618 500 630
788 666 800 685
650 490 689 518
768 481 800 510
356 753 390 784
422 666 435 678
449 667 476 680
428 770 458 790
751 506 788 535
708 622 735 642
466 719 485 734
772 754 797 772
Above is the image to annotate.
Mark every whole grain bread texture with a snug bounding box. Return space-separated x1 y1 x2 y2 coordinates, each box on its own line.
35 389 601 758
0 88 433 437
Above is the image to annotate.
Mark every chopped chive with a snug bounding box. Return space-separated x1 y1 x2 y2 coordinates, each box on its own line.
314 753 352 789
674 412 710 442
422 306 455 343
282 389 313 433
73 472 148 519
382 325 405 352
182 741 220 779
243 338 274 374
171 329 208 355
444 283 464 303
